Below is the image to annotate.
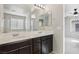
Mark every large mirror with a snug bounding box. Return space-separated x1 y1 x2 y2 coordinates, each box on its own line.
0 4 52 33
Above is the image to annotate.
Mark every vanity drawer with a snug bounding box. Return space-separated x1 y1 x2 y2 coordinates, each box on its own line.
0 39 32 53
6 45 32 54
17 39 32 48
0 42 20 53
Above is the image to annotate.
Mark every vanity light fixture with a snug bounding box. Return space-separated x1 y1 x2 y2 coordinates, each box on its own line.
34 4 46 9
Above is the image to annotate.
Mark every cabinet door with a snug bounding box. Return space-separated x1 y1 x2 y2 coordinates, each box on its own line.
32 38 41 54
41 35 53 54
19 45 32 54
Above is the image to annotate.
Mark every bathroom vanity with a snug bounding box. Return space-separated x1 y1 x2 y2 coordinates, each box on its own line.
0 32 53 54
0 4 53 54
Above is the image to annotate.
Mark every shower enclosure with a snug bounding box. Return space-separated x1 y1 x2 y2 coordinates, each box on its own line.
65 4 79 53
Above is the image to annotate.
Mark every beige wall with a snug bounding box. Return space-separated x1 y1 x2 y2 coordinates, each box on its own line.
49 4 63 54
0 4 4 33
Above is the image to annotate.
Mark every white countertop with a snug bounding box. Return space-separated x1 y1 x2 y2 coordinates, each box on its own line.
0 31 53 45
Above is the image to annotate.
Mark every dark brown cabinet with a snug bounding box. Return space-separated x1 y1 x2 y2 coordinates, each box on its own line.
19 45 32 54
7 45 32 54
42 39 53 54
0 43 19 54
7 49 19 54
41 35 53 54
0 39 32 54
32 37 41 54
0 35 53 54
32 35 53 54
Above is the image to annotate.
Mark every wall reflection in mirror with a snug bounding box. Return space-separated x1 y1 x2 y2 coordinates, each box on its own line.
0 4 52 33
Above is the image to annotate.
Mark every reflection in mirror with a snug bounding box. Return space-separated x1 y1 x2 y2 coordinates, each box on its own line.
39 19 44 27
4 13 26 33
0 4 52 33
38 13 49 27
31 14 38 31
3 4 31 33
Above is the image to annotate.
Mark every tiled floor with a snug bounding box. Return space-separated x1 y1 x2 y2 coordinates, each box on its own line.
65 37 79 54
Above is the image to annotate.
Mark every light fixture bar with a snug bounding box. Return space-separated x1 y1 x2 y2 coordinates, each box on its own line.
34 4 46 9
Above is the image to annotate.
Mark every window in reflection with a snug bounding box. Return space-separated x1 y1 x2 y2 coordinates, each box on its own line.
4 13 26 33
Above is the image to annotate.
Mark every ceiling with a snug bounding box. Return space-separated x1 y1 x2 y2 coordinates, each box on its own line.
65 4 79 14
4 4 51 15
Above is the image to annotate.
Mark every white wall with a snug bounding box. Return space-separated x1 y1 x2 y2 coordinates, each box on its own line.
49 4 63 54
65 17 71 37
65 4 79 15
